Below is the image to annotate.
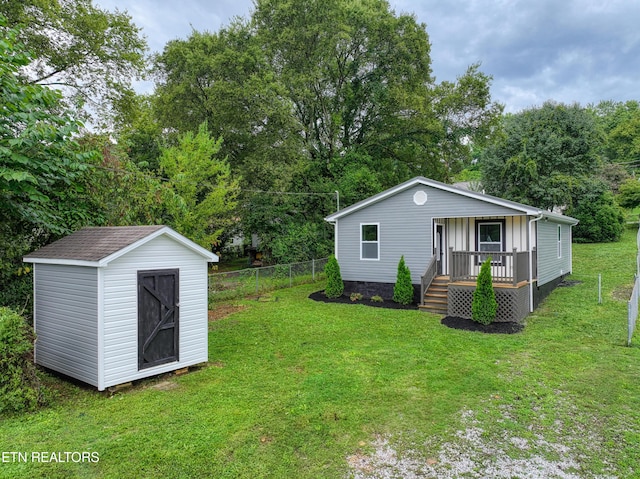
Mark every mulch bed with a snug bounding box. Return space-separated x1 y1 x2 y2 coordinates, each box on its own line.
441 316 523 334
309 290 523 333
308 290 418 310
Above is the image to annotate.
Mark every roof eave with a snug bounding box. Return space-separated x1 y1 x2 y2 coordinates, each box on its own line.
324 176 542 221
23 257 101 267
23 226 219 265
97 226 219 265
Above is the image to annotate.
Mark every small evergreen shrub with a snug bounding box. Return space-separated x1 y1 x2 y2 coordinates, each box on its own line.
0 307 45 413
350 292 363 301
324 254 344 298
393 255 414 305
472 257 497 325
371 295 384 303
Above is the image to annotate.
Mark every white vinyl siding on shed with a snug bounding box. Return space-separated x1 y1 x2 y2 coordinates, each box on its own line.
33 265 99 387
101 234 208 389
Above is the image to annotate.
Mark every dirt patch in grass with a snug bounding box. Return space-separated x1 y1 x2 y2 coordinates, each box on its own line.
611 284 634 302
208 304 246 321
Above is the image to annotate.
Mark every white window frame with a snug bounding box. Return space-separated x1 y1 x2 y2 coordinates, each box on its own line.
557 224 562 258
477 220 505 264
360 223 380 261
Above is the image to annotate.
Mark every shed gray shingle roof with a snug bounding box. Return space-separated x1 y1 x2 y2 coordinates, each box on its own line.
24 225 166 262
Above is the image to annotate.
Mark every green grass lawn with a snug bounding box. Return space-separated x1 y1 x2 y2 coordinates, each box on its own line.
1 228 639 478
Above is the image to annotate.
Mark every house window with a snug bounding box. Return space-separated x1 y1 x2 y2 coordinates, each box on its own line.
477 221 505 262
557 225 562 258
361 223 379 260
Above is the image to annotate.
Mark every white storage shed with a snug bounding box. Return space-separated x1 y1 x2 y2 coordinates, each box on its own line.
23 225 217 391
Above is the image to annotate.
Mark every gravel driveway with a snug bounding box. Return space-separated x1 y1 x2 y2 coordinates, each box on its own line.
347 408 619 479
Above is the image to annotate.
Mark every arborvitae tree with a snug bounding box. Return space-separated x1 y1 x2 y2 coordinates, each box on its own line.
324 254 344 298
393 255 414 305
472 257 497 325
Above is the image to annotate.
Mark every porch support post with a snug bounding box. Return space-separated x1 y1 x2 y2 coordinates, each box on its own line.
449 247 454 281
512 247 518 286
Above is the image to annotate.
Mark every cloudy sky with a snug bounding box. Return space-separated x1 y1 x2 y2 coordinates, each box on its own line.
96 0 640 113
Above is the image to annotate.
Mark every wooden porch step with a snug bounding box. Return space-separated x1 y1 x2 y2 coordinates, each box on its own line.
420 275 449 315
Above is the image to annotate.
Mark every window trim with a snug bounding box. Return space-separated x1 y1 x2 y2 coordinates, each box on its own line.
360 223 380 261
476 220 506 264
557 224 562 259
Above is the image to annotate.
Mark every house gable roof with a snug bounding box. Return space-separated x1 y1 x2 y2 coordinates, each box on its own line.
325 176 578 225
23 225 218 266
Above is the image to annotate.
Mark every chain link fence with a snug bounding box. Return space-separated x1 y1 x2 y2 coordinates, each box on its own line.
208 258 328 303
628 276 638 347
628 226 640 346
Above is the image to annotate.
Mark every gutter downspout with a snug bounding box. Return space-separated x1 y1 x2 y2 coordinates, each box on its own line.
528 213 544 312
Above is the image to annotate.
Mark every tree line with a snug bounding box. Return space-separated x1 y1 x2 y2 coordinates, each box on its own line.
2 0 639 311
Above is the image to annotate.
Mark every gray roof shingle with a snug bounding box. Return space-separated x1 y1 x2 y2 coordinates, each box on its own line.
24 225 166 262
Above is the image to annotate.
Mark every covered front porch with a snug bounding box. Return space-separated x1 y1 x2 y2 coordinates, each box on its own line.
448 248 535 286
420 215 539 322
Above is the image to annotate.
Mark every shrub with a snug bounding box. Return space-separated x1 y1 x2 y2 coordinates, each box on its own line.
0 307 45 413
567 180 626 243
350 292 363 301
472 257 497 325
371 295 384 303
393 255 414 305
324 254 344 298
617 178 640 209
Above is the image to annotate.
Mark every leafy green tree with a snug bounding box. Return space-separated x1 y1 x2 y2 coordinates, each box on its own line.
0 20 99 310
590 100 640 165
567 180 626 243
254 0 502 183
1 0 147 128
115 94 164 172
472 257 497 325
481 101 603 211
324 255 344 299
393 256 414 305
76 134 167 227
159 123 240 249
153 25 301 189
617 178 640 209
151 0 502 262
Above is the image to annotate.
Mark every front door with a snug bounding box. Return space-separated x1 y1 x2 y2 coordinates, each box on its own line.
138 269 179 370
436 224 444 274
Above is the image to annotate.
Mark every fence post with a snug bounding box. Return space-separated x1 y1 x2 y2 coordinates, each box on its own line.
598 274 602 304
629 274 639 347
290 264 292 288
256 268 259 294
312 259 315 281
628 301 632 347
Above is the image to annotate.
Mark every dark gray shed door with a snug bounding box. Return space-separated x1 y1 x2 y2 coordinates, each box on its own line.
138 269 179 370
